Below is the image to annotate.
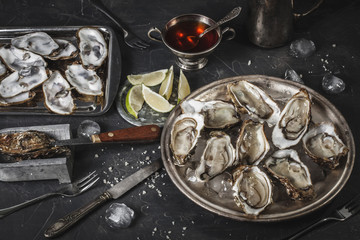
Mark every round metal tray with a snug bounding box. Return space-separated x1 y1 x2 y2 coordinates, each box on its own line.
161 75 355 222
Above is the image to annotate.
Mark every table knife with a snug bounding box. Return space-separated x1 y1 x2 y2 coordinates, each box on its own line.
51 124 161 147
44 158 162 238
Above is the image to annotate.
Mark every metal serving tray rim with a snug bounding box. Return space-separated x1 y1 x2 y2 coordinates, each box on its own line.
0 25 121 116
161 74 355 222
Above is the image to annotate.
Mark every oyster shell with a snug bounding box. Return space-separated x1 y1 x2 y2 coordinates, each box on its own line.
180 99 240 128
0 60 6 77
0 45 47 72
302 122 349 169
227 80 280 127
272 89 311 149
46 39 78 61
43 71 75 115
170 113 204 165
65 64 103 96
264 149 315 200
11 32 59 56
0 130 70 161
195 131 236 181
0 91 35 106
0 66 48 98
77 27 107 69
236 120 270 165
232 165 273 216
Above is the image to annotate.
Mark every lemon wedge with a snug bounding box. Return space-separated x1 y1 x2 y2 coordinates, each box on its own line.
177 69 191 103
159 65 174 100
142 84 175 113
127 69 168 86
125 85 144 118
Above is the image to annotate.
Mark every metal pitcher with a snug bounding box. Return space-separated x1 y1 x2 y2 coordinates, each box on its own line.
247 0 323 48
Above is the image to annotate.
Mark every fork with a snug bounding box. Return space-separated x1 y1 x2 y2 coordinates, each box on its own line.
287 194 360 240
0 171 99 219
89 0 150 50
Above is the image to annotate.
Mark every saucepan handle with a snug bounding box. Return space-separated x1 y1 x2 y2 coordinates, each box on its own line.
292 0 324 18
147 27 163 42
221 27 236 41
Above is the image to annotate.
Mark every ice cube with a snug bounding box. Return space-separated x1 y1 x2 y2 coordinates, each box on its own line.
289 38 316 58
322 73 346 94
285 69 304 84
206 172 234 199
105 203 135 228
77 120 101 138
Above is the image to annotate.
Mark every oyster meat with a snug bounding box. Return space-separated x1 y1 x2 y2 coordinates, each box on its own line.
302 122 349 169
77 27 107 69
272 89 311 149
65 64 103 96
227 80 280 127
195 131 236 181
43 71 75 115
232 165 273 216
0 91 35 106
180 99 240 128
170 113 204 165
0 66 48 98
0 130 70 161
236 120 270 165
0 45 47 72
11 32 59 56
264 149 315 200
46 39 78 61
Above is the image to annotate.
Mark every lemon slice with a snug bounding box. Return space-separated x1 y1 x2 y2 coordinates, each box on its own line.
125 85 144 118
159 65 174 100
127 69 168 86
142 84 175 113
177 69 191 103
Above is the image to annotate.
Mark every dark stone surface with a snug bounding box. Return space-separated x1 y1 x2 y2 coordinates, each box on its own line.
0 0 359 239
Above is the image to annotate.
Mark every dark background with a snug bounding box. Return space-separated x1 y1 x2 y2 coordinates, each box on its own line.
0 0 359 239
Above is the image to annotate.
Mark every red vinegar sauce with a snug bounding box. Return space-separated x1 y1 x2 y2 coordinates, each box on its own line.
164 21 219 53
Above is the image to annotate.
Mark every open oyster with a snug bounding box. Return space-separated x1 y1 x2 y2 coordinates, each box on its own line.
180 99 240 128
43 71 75 115
195 131 236 181
236 120 270 165
46 39 78 61
0 91 35 106
302 122 349 169
232 165 273 216
227 80 280 127
170 113 204 165
0 45 47 72
272 89 311 149
65 64 103 96
11 32 59 56
77 27 107 69
264 149 315 200
0 66 48 98
0 130 70 161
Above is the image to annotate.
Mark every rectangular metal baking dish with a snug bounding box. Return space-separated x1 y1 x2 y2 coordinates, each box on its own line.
0 25 121 116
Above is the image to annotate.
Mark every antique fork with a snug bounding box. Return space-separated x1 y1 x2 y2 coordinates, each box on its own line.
0 171 99 219
287 194 360 240
89 0 150 50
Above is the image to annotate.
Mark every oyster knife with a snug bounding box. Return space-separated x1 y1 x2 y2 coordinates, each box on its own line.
44 158 162 238
51 124 161 146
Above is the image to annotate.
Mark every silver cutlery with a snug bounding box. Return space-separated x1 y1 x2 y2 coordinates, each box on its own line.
0 171 99 219
287 194 360 240
44 159 162 238
89 0 150 50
